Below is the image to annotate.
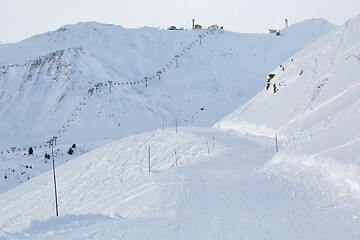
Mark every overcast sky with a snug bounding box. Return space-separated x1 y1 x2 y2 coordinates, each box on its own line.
0 0 359 43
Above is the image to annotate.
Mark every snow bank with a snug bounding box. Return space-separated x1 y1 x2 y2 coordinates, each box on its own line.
215 120 278 138
268 152 360 196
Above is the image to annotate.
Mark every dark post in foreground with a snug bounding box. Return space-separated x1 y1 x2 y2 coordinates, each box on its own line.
47 137 59 217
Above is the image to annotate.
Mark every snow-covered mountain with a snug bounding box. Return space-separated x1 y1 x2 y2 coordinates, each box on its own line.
0 19 335 193
3 17 360 239
216 14 360 194
0 20 335 150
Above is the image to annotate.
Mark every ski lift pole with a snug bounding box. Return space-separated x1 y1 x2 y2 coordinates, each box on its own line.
47 137 59 217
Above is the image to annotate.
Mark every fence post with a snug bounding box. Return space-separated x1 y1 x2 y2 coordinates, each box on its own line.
174 149 178 167
212 134 215 149
206 138 210 156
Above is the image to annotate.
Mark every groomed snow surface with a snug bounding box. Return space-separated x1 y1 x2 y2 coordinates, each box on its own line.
1 127 359 239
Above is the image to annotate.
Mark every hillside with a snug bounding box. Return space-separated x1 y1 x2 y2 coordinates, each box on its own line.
215 14 360 194
1 127 359 239
0 19 335 194
1 17 360 239
0 20 335 149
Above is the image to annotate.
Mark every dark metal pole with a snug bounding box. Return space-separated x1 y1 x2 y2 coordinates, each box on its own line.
50 140 59 217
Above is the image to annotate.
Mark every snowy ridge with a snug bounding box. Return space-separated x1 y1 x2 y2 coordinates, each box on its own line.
215 14 360 195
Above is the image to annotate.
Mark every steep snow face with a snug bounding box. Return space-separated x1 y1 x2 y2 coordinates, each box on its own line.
0 20 335 150
215 14 360 193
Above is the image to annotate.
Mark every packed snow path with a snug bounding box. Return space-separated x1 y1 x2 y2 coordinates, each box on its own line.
1 128 358 239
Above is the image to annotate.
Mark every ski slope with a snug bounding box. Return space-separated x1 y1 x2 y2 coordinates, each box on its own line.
1 127 359 239
2 16 360 239
0 19 335 194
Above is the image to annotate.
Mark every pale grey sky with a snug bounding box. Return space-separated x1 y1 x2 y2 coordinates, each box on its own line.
0 0 359 43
